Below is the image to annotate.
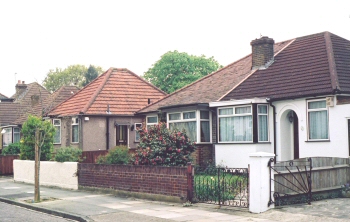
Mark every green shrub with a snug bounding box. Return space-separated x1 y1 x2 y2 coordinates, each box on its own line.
96 146 130 164
20 115 55 161
133 122 196 166
1 142 21 155
54 147 83 162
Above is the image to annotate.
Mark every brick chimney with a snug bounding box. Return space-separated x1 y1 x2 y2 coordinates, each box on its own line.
250 36 275 70
14 80 27 100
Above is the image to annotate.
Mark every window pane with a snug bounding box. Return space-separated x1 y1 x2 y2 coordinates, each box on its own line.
219 108 233 115
169 113 181 120
72 125 79 143
2 128 12 146
147 116 158 123
308 100 326 109
200 121 210 142
235 106 251 114
14 128 20 133
258 105 268 114
309 110 328 139
183 111 196 119
219 116 252 142
169 121 197 142
258 115 268 141
54 119 60 125
135 123 142 141
54 126 61 144
200 111 210 119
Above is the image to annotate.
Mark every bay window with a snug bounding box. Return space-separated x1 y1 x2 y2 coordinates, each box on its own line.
2 128 12 147
308 99 328 140
168 110 211 143
13 127 20 143
218 104 268 143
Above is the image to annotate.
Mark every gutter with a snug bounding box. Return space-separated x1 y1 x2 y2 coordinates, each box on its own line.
266 98 276 162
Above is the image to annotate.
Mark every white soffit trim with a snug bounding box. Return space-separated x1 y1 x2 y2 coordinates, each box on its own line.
209 98 268 107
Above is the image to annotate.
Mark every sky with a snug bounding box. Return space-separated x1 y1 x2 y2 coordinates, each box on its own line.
0 0 349 97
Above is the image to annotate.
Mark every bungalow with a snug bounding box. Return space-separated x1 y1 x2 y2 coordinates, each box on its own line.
137 31 350 167
0 81 79 149
47 68 166 151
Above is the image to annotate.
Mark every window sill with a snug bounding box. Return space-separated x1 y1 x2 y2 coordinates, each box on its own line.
305 140 330 142
217 142 271 145
53 143 61 145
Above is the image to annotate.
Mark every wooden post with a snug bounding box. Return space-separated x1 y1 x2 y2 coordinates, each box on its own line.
34 128 40 202
187 162 193 202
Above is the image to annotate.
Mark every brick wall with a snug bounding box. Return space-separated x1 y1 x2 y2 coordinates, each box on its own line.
78 164 189 199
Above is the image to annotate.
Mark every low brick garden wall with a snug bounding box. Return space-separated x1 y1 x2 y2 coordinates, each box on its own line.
78 164 190 201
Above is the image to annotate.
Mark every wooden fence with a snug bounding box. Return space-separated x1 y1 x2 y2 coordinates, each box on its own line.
81 150 108 164
0 155 19 175
274 157 350 194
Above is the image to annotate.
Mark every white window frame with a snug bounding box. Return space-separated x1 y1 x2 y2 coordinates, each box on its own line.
167 110 212 144
218 105 253 143
307 99 329 141
146 115 158 129
2 128 12 147
53 119 61 144
71 117 79 143
135 123 142 142
13 127 20 143
257 104 269 142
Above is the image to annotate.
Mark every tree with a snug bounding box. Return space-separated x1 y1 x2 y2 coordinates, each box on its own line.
82 65 99 87
20 115 55 202
20 115 55 161
43 64 103 92
133 123 196 166
143 51 222 94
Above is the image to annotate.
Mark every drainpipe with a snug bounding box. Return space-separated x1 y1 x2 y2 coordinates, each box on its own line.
106 117 110 150
266 98 276 162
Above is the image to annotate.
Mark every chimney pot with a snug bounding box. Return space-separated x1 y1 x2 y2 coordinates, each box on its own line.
250 36 275 70
22 81 25 84
18 80 21 84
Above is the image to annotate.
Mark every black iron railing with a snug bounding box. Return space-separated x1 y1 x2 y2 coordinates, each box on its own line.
193 166 249 208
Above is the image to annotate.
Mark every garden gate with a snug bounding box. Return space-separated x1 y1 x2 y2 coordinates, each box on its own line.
268 158 312 206
193 166 249 208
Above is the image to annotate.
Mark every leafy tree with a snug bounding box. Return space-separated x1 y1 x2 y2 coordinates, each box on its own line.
143 51 222 94
82 65 99 87
43 64 103 92
133 123 196 166
20 115 55 161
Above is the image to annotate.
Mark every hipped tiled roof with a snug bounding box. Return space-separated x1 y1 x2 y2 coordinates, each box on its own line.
137 40 292 113
222 32 350 101
49 68 166 117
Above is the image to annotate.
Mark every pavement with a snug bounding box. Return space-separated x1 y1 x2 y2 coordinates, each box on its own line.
0 176 350 222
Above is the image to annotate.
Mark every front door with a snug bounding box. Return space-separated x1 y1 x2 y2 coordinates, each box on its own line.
116 125 128 146
293 111 299 159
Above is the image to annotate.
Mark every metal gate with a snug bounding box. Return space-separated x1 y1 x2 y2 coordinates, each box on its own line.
193 166 249 208
268 158 312 206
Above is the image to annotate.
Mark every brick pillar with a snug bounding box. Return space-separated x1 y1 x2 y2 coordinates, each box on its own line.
187 162 194 202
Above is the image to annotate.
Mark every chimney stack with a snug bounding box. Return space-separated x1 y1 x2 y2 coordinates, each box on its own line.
250 36 275 70
14 80 27 100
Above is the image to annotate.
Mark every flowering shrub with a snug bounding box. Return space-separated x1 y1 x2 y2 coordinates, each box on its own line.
133 123 196 166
